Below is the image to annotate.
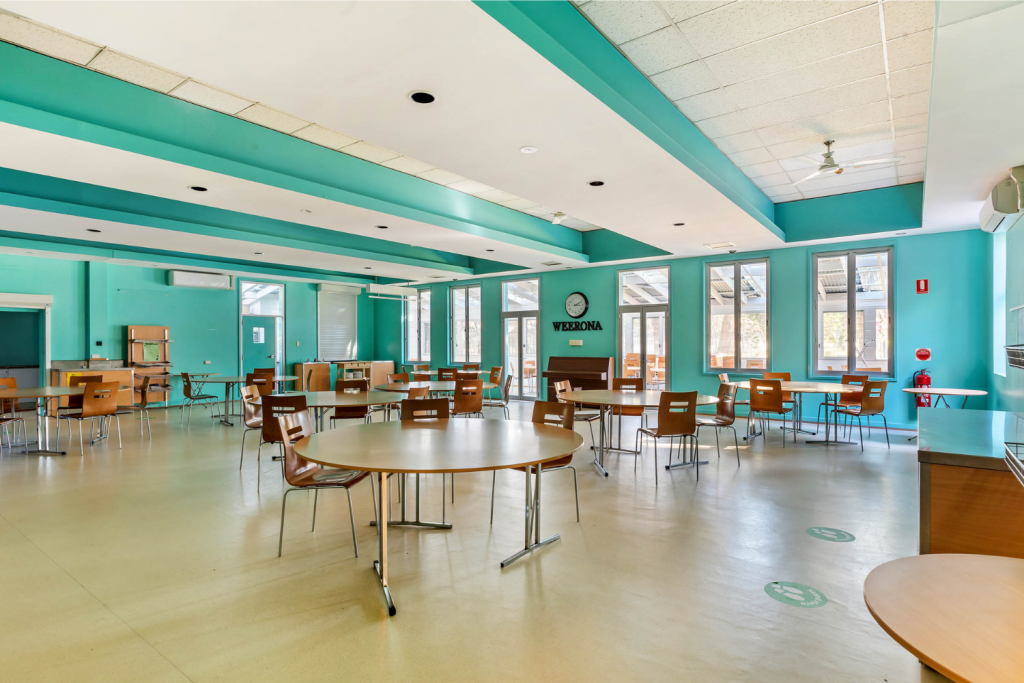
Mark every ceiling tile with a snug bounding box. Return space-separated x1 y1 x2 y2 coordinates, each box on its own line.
650 60 720 100
771 192 805 203
697 110 751 138
885 29 933 72
169 80 253 115
898 161 926 176
755 100 891 147
474 189 519 203
752 171 793 189
0 13 102 65
620 26 698 74
381 156 436 175
799 166 896 192
580 1 670 44
893 113 927 136
713 130 764 153
704 7 881 86
447 179 494 195
889 63 931 97
661 1 735 23
500 198 541 211
675 88 737 120
898 147 926 165
767 121 892 159
899 173 924 184
236 103 309 134
882 1 936 39
88 49 186 93
679 1 874 58
742 75 888 129
341 141 401 163
558 217 595 230
740 160 784 178
417 168 465 185
890 89 930 119
725 45 885 109
726 147 774 167
896 131 928 152
292 124 359 150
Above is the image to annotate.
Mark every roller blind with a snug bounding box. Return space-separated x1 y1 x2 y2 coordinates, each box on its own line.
318 285 359 361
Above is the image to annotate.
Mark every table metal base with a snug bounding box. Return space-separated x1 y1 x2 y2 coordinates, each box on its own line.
372 472 398 616
368 472 451 529
501 463 559 567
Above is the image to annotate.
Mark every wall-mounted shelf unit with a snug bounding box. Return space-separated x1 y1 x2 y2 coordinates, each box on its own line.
127 325 172 407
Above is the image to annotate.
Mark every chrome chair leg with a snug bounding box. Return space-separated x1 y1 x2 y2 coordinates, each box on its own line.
881 415 890 448
312 489 319 531
490 471 496 525
653 438 658 487
78 420 84 453
278 487 295 557
857 415 864 451
570 466 579 522
347 488 358 558
114 415 122 449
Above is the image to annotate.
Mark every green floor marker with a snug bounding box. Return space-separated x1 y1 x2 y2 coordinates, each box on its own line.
764 582 828 608
807 527 855 542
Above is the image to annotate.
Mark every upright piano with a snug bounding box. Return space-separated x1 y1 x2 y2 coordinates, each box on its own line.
542 356 614 400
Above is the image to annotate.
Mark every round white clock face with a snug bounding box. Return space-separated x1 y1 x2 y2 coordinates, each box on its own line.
565 292 588 319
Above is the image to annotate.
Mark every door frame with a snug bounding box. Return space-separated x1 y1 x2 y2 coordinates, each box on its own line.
616 267 670 390
0 294 51 387
238 281 285 376
500 277 541 402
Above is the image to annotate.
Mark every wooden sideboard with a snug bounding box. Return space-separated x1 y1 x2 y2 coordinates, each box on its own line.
48 365 134 413
335 361 395 390
292 362 331 391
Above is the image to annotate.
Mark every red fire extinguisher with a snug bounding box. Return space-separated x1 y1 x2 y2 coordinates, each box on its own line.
912 369 931 407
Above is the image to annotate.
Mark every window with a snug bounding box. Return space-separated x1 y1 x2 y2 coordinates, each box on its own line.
813 248 893 376
450 284 481 364
618 267 669 389
502 278 539 311
618 268 669 305
405 289 431 362
317 284 359 361
706 259 769 371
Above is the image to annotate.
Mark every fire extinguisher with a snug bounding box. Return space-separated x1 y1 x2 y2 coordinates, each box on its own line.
912 369 931 407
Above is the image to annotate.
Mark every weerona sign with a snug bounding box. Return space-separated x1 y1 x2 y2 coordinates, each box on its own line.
552 321 603 331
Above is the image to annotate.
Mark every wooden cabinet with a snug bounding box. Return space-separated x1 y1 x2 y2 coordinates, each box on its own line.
335 361 394 389
293 362 331 391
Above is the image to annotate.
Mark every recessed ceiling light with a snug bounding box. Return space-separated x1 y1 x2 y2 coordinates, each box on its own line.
704 242 735 249
375 225 388 230
300 209 312 214
428 275 444 279
520 146 538 154
588 181 605 187
86 228 102 233
25 251 33 255
673 223 685 227
541 261 562 266
486 249 495 252
364 267 372 270
409 91 435 104
566 266 573 269
252 252 264 255
189 186 208 192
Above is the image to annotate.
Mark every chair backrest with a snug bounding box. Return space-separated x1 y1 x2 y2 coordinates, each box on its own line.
463 363 481 371
501 373 513 404
387 373 410 383
136 376 152 408
489 366 502 384
414 364 430 372
456 371 478 381
336 378 369 392
553 380 571 401
261 394 308 444
437 367 457 381
276 411 317 487
860 380 887 415
400 397 450 420
255 368 275 375
80 381 120 418
453 379 483 413
749 379 784 413
531 400 574 429
654 391 697 437
715 382 737 423
240 385 262 428
305 368 313 391
245 372 273 397
407 386 429 400
718 373 730 383
69 374 103 409
841 374 868 386
763 372 792 401
613 377 643 392
0 376 14 413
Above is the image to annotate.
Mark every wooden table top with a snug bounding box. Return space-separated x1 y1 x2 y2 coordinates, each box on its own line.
562 390 718 408
732 380 862 394
295 419 584 474
374 381 498 392
864 554 1024 683
0 386 131 399
257 390 404 408
198 375 298 383
902 387 988 396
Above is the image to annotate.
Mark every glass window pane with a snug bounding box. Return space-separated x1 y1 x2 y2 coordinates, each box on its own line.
452 287 467 363
708 265 735 369
523 316 538 398
645 310 667 390
505 317 520 398
468 285 481 363
739 262 768 370
619 268 669 306
503 279 539 311
405 295 419 362
419 291 431 362
621 311 642 378
855 251 888 372
241 282 282 316
816 255 848 372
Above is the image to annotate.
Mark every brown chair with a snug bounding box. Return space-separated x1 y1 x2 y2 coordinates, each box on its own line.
413 364 430 372
400 398 450 420
523 360 537 392
696 383 741 466
749 379 792 447
835 380 889 450
437 368 457 381
0 377 26 451
117 375 154 439
238 385 262 471
463 363 481 371
491 400 580 525
452 379 483 418
329 378 371 429
456 371 479 381
246 371 274 398
553 379 603 447
763 372 795 406
484 373 514 419
623 352 642 378
276 410 373 558
815 374 867 432
56 374 102 439
407 386 429 400
63 381 122 452
387 373 410 384
181 372 218 427
257 394 308 489
412 371 433 382
487 366 502 400
612 377 648 450
637 392 699 484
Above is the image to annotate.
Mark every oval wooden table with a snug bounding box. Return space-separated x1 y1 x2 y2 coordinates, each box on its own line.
864 554 1024 683
732 380 863 445
561 390 718 476
200 375 298 426
0 385 130 456
295 419 584 616
258 390 405 431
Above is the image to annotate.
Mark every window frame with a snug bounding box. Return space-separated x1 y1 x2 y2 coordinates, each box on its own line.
811 246 895 378
704 258 771 374
449 283 481 365
501 277 540 313
404 288 431 363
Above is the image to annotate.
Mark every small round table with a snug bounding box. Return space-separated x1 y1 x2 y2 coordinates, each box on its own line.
374 380 498 395
200 375 298 426
864 554 1024 683
259 390 404 431
295 419 583 616
902 387 988 441
732 381 863 445
561 390 718 476
0 385 129 456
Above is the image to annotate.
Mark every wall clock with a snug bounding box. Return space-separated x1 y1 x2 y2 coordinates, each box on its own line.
565 291 589 319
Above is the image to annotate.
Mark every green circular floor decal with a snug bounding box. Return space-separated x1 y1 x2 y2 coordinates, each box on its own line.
806 527 855 542
764 582 828 608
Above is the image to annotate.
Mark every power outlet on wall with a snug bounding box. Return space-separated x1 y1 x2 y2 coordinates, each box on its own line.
296 341 300 346
204 360 211 365
569 339 583 347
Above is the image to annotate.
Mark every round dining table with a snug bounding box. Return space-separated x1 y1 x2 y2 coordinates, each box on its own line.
374 380 498 395
199 375 298 426
561 390 718 476
0 385 129 456
258 390 405 431
901 387 988 441
295 418 584 616
731 380 863 445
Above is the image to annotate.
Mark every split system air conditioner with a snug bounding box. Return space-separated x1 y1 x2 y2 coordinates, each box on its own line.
980 166 1024 233
167 270 234 290
366 283 418 300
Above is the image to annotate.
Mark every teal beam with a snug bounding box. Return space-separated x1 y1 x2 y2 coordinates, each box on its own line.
775 184 924 242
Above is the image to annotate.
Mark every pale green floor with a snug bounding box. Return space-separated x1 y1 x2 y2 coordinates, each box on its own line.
0 402 948 682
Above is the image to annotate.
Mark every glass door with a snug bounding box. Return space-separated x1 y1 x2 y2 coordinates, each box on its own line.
240 281 284 376
619 306 669 390
502 313 539 400
504 317 520 399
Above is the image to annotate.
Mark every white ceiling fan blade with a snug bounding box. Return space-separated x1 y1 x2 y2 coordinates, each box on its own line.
796 155 825 166
792 169 829 186
847 156 904 168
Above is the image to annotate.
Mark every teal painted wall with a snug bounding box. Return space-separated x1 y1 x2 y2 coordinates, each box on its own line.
776 184 925 242
0 253 85 359
0 310 41 366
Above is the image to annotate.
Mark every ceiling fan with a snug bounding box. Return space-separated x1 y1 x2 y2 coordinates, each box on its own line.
791 140 903 186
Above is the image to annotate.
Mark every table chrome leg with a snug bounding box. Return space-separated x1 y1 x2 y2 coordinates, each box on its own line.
369 470 451 529
501 464 560 567
372 472 396 616
27 397 65 456
592 406 609 476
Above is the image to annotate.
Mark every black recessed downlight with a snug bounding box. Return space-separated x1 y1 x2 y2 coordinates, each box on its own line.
87 228 102 233
365 266 372 270
588 181 605 187
410 91 435 104
674 222 686 226
486 249 495 252
375 225 388 229
189 186 208 192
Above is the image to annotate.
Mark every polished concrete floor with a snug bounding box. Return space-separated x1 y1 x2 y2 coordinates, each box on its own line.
0 402 947 682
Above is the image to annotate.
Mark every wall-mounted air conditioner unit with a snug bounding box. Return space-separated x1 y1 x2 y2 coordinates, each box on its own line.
980 167 1023 233
167 270 234 290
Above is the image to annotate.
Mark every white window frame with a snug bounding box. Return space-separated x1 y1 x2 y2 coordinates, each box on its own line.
405 288 431 363
705 258 771 374
449 284 481 365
